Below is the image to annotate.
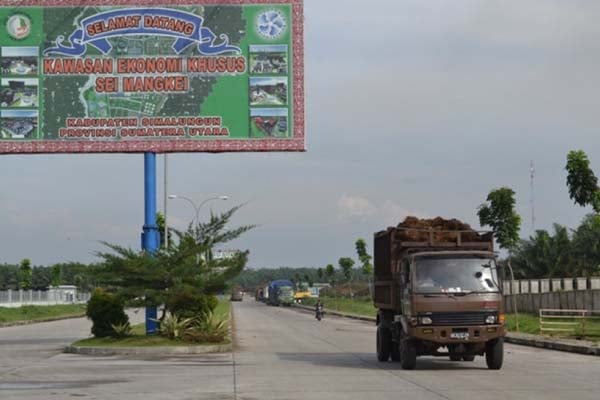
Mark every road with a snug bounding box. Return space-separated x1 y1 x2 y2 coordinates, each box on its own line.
1 301 600 399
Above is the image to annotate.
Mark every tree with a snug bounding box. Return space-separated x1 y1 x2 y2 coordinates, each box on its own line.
478 187 522 251
156 211 173 249
338 257 355 282
355 239 373 276
355 239 373 297
51 264 61 287
19 259 32 290
566 150 600 213
571 214 600 277
317 267 324 281
512 224 572 279
303 273 313 288
325 264 335 284
94 206 253 323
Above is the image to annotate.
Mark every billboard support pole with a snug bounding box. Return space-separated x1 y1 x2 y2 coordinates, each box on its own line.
142 152 159 335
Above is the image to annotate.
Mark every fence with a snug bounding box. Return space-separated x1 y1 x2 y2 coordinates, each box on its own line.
503 277 600 295
504 289 600 314
0 289 90 308
539 309 600 339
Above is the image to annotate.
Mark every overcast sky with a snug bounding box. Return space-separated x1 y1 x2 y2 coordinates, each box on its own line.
1 0 600 268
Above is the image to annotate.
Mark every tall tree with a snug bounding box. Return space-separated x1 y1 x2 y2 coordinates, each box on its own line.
19 259 32 290
566 150 600 213
355 239 373 297
317 267 324 281
338 258 355 282
512 224 572 278
478 187 522 251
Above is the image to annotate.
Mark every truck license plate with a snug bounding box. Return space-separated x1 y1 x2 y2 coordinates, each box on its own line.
450 332 469 340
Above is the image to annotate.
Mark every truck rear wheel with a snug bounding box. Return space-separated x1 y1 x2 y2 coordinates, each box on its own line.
485 338 504 370
462 355 475 362
400 338 417 370
376 326 391 362
449 354 462 361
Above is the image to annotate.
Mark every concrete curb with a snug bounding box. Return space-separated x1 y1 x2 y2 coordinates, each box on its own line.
0 313 86 328
64 343 232 356
293 304 376 323
292 304 600 357
505 333 600 356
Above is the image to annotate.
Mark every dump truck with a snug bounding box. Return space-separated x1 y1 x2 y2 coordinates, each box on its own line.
374 217 505 370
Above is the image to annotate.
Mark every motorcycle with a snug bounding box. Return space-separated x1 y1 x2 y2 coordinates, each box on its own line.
315 304 324 321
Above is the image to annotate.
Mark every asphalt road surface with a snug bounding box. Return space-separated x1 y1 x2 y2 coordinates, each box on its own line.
1 301 600 399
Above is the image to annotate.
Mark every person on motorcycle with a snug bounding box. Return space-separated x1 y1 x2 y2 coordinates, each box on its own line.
315 299 324 320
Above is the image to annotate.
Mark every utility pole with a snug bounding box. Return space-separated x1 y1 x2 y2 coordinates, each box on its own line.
530 160 536 232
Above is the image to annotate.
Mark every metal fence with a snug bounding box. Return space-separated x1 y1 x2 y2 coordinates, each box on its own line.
0 289 90 308
539 309 600 339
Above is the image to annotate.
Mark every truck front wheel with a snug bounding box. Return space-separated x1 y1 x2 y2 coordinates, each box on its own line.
376 326 391 362
400 338 417 370
485 338 504 370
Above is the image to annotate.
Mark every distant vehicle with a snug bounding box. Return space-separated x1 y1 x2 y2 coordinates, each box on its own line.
268 279 294 306
374 217 505 370
255 287 264 301
230 287 244 302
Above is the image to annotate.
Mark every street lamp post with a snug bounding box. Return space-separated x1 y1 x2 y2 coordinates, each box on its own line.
168 194 229 226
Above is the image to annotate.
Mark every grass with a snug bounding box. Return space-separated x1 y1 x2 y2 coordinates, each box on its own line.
73 300 231 348
302 296 376 317
303 296 600 341
507 312 600 342
0 304 86 324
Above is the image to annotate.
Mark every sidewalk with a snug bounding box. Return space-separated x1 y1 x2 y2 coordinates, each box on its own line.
292 304 600 356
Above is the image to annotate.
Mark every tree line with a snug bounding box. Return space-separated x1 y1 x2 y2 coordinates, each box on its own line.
478 150 600 279
0 261 98 291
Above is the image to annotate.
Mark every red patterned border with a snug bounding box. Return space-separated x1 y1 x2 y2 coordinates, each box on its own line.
0 0 305 154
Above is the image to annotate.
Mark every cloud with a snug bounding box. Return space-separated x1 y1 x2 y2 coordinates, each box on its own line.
337 195 377 219
337 195 427 224
380 200 428 224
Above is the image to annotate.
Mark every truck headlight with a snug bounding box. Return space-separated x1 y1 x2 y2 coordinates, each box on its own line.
485 315 497 324
420 316 433 325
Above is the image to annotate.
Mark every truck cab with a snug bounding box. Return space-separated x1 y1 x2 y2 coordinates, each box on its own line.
374 222 505 370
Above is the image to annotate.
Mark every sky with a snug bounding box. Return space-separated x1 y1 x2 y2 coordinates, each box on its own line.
1 0 600 268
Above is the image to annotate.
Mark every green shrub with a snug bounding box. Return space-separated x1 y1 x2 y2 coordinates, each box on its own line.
86 288 129 338
166 288 218 319
110 321 133 338
184 310 229 343
157 313 195 340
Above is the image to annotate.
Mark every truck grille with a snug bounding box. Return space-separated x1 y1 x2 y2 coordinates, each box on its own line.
422 311 494 326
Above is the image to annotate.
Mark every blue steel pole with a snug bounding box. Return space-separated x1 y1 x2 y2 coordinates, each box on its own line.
143 152 160 335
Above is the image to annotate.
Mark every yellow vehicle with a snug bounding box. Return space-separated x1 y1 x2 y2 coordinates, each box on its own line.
294 290 312 303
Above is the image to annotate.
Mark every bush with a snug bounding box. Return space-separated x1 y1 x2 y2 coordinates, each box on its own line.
184 310 229 343
166 287 218 319
86 288 129 338
157 313 195 340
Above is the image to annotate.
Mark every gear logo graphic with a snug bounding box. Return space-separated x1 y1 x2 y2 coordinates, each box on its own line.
256 10 286 39
6 14 31 40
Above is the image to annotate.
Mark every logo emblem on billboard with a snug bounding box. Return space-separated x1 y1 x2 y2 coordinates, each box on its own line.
6 14 31 40
257 10 286 39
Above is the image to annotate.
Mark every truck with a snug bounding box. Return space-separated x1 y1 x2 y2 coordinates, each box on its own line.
230 287 244 302
374 217 505 370
268 280 295 306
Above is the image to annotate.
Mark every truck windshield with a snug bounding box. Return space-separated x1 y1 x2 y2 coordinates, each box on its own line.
414 257 499 294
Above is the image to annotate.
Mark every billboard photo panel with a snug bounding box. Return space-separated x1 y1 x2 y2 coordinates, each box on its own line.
0 0 304 154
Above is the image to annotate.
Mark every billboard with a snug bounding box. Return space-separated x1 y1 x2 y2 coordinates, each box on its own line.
0 0 304 154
